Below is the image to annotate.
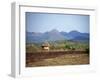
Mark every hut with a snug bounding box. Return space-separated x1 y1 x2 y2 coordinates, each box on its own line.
41 41 50 51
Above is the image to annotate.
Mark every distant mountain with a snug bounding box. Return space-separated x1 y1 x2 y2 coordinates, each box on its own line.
72 36 89 42
43 29 65 41
26 32 44 43
26 29 89 43
61 31 89 40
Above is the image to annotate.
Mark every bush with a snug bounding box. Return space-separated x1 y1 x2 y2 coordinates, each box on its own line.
85 48 89 53
65 45 71 49
71 47 75 50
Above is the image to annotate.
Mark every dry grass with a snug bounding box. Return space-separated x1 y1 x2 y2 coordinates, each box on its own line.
26 51 89 67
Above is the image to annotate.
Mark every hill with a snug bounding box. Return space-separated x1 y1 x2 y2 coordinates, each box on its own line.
26 29 89 43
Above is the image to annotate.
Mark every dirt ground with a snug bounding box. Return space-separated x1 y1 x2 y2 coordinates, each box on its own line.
26 51 89 67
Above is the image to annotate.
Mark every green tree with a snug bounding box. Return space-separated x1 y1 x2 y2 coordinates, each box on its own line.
65 45 71 49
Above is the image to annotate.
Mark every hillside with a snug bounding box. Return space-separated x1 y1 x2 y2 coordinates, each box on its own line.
26 29 89 43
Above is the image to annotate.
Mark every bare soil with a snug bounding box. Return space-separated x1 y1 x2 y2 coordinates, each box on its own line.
26 51 89 67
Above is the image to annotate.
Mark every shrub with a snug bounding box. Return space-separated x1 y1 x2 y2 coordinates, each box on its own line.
71 47 75 50
85 48 89 53
65 45 71 49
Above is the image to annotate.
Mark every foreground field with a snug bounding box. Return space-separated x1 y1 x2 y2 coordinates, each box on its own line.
26 51 89 67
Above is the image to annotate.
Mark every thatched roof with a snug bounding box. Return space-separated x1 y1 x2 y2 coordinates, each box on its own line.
42 41 50 47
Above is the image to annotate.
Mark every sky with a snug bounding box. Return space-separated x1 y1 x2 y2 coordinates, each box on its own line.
26 12 89 33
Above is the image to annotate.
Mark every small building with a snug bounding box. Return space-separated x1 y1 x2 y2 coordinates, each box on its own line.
41 41 50 51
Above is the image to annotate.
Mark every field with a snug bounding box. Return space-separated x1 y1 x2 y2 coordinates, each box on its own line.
26 40 89 67
26 51 89 67
26 40 89 52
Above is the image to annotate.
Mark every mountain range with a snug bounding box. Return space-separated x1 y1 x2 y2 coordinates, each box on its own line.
26 29 89 43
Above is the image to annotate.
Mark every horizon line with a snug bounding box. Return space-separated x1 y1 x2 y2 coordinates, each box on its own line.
26 29 89 34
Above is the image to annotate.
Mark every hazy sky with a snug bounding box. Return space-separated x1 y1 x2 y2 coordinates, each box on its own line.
26 12 89 33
